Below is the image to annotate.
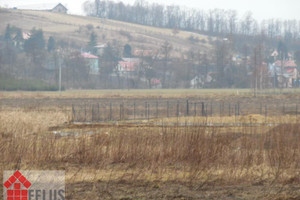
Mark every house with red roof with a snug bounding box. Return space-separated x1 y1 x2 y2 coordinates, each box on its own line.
116 58 141 78
271 60 298 88
81 52 99 75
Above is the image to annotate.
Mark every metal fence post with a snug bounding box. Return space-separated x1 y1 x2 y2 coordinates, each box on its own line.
210 101 213 116
265 105 268 123
147 103 150 120
72 104 75 122
120 103 122 121
156 101 158 118
186 99 189 116
145 102 147 119
97 103 100 122
84 104 87 122
134 102 136 120
110 103 112 121
167 101 169 118
92 104 94 122
177 101 179 117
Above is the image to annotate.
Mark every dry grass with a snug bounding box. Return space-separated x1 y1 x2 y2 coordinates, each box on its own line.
1 107 300 185
0 107 69 136
0 89 254 99
1 95 300 199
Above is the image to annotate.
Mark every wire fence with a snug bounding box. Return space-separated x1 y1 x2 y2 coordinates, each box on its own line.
71 100 300 123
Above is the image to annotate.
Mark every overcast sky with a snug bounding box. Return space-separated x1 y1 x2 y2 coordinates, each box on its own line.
1 0 299 21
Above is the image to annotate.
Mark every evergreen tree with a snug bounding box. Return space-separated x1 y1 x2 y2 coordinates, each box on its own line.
4 24 12 41
87 32 97 55
14 28 24 50
24 28 45 55
123 44 132 57
47 36 56 52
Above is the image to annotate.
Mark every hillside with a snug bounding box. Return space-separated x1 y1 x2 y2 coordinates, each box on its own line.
0 8 213 56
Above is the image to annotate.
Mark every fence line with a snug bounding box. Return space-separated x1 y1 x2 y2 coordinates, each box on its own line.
71 100 300 123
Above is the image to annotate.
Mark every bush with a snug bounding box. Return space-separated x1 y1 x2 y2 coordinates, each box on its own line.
86 24 94 31
188 35 200 43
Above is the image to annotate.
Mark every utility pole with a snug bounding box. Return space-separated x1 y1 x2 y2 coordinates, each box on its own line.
59 58 62 92
56 48 62 93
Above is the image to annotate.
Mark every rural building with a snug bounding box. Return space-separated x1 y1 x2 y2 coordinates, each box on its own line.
269 60 298 88
151 79 162 88
190 76 202 89
81 52 99 75
14 3 68 14
116 58 140 78
51 3 68 14
94 43 107 56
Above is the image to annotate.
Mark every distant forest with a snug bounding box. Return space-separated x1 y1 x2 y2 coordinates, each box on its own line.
84 0 300 42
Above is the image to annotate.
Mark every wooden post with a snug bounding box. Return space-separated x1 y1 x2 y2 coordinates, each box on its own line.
194 102 196 116
228 103 231 116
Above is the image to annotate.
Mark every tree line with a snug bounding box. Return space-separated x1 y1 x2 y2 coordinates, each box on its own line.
84 0 300 41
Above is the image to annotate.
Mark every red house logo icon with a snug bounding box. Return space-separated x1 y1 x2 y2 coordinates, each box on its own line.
3 170 31 200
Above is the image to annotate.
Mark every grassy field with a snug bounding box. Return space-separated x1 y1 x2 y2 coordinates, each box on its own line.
2 88 300 99
0 89 251 99
0 8 212 56
1 91 300 199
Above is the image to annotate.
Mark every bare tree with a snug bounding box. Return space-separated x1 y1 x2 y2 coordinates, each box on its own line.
160 41 172 88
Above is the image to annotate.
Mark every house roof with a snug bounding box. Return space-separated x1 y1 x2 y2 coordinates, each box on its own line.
16 3 67 11
81 52 98 59
52 3 67 11
271 50 278 57
23 32 31 40
274 60 297 68
95 44 107 48
151 79 161 85
122 58 140 62
118 61 139 72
